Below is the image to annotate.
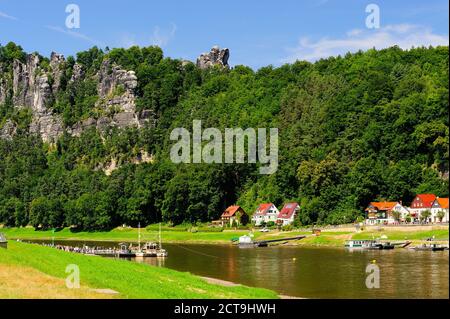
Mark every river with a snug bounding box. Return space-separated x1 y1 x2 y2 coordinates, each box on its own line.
31 240 449 299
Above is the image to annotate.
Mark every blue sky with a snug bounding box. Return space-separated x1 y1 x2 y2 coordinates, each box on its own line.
1 0 448 69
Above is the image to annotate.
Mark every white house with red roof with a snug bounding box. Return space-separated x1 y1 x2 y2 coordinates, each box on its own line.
220 205 248 227
431 198 449 223
277 203 300 226
365 201 409 225
252 203 279 226
409 194 437 222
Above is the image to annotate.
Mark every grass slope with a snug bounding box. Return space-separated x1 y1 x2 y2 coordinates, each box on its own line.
0 241 278 299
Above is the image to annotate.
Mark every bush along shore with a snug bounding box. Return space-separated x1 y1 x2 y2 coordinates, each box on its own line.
1 224 448 247
0 241 279 299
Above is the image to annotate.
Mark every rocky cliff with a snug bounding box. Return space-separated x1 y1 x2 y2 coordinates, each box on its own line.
11 53 64 142
197 46 229 69
1 52 154 142
69 58 153 137
1 45 230 142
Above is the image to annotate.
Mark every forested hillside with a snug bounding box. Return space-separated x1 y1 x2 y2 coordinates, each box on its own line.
0 42 448 229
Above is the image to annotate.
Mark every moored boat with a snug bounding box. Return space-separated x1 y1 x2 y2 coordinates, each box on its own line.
345 239 379 249
133 242 168 257
411 244 447 252
379 242 395 250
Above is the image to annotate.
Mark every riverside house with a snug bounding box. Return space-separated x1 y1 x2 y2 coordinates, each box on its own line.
252 203 279 226
364 201 410 225
220 205 249 227
431 198 449 223
277 202 300 226
408 194 437 222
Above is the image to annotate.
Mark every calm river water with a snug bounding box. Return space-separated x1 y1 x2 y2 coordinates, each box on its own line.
34 240 449 299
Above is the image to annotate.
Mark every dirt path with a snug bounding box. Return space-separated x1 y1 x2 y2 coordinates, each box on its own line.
0 264 117 299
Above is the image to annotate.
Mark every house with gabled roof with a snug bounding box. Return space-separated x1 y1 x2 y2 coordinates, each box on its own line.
277 202 300 226
221 205 249 227
431 198 449 223
365 201 409 225
251 203 279 226
409 194 437 222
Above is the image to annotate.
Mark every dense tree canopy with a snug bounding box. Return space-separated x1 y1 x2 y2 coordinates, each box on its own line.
0 42 448 229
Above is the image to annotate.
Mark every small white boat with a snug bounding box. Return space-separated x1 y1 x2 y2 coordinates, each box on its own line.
238 235 254 248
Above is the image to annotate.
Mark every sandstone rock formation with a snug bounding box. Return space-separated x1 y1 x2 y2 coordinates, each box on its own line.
11 53 64 142
1 52 155 142
97 59 138 113
49 52 65 92
0 76 7 105
196 46 230 69
70 63 84 83
68 59 153 136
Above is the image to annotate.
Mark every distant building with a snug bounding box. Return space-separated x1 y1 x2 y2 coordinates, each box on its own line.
277 203 300 226
221 205 249 227
252 203 279 226
409 194 437 222
365 202 409 225
431 198 449 223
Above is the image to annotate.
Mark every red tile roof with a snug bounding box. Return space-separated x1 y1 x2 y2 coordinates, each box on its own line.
221 206 242 218
278 203 299 220
414 194 437 208
366 202 398 211
254 203 274 216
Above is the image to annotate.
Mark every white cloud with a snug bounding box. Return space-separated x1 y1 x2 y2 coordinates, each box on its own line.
45 25 104 47
283 24 449 63
0 10 18 20
150 23 177 48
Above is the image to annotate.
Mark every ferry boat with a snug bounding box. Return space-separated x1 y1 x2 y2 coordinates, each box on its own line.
134 242 168 257
133 223 168 257
345 240 379 249
345 240 399 250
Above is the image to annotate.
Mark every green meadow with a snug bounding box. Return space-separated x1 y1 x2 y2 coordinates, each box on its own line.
1 226 257 243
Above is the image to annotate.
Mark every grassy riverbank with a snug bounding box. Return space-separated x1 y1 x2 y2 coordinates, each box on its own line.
1 226 256 243
0 241 278 299
1 225 448 247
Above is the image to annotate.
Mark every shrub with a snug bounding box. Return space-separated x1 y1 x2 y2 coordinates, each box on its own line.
266 221 275 228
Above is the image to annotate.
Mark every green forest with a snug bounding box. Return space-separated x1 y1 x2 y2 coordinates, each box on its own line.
0 42 448 230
